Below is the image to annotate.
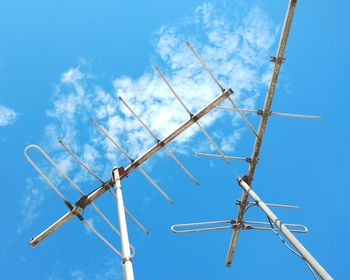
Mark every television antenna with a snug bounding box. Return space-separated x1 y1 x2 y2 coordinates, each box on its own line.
23 0 333 279
170 0 333 279
24 55 233 278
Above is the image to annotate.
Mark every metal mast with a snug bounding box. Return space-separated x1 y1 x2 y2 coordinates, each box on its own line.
225 0 298 266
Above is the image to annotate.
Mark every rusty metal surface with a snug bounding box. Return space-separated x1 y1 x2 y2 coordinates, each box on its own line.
225 0 298 267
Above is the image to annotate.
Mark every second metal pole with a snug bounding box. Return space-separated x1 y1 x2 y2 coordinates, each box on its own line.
237 177 333 280
113 168 135 280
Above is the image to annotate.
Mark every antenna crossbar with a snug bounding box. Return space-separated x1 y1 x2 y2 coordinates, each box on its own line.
118 96 200 185
155 67 230 164
28 89 232 243
91 119 174 205
59 140 150 233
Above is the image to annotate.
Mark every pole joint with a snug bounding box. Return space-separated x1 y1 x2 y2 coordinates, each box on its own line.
121 256 133 264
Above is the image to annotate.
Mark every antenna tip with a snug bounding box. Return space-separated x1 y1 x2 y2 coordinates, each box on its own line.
58 139 62 143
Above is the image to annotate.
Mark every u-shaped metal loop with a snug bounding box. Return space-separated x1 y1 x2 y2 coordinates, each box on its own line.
242 220 308 234
171 220 238 234
24 144 70 203
24 144 136 256
171 219 308 234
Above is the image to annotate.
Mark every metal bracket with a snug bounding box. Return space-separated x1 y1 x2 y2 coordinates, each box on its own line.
270 56 286 64
121 256 133 264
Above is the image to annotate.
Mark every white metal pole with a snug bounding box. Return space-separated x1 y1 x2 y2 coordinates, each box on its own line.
113 168 135 280
237 177 333 280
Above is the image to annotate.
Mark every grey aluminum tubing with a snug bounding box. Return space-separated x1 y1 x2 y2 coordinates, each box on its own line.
242 221 308 234
226 0 298 267
226 96 259 138
25 144 136 255
171 220 237 234
25 144 123 238
59 139 150 234
186 41 259 138
155 66 230 164
186 41 225 92
236 200 300 209
91 119 174 205
195 152 251 163
171 219 307 234
118 96 200 185
237 177 333 280
26 89 232 246
215 106 322 119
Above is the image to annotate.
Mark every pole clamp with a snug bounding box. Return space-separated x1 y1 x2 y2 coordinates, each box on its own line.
270 56 285 64
112 166 126 183
121 256 133 264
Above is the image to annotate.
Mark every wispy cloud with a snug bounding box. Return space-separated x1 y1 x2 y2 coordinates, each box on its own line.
0 104 17 127
19 1 276 234
17 178 45 234
45 3 275 165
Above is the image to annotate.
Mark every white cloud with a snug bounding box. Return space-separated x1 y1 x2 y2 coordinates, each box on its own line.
0 104 17 126
20 2 276 231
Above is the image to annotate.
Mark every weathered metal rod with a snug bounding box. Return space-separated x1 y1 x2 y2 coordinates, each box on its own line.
155 66 230 164
91 119 174 204
195 152 250 162
118 96 200 185
29 89 232 245
237 177 333 280
215 106 321 119
226 0 298 267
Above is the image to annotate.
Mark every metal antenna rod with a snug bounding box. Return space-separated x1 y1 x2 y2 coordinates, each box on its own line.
24 147 129 255
186 41 259 138
237 177 333 280
91 119 174 205
119 96 200 186
237 200 300 209
171 219 307 234
25 144 123 238
215 106 322 119
59 140 150 234
226 96 259 138
155 66 230 164
186 41 225 92
27 89 232 244
226 0 298 267
24 145 137 255
113 168 135 280
82 218 122 257
195 152 251 163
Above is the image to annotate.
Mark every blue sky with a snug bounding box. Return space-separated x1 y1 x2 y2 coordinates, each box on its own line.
1 0 349 279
